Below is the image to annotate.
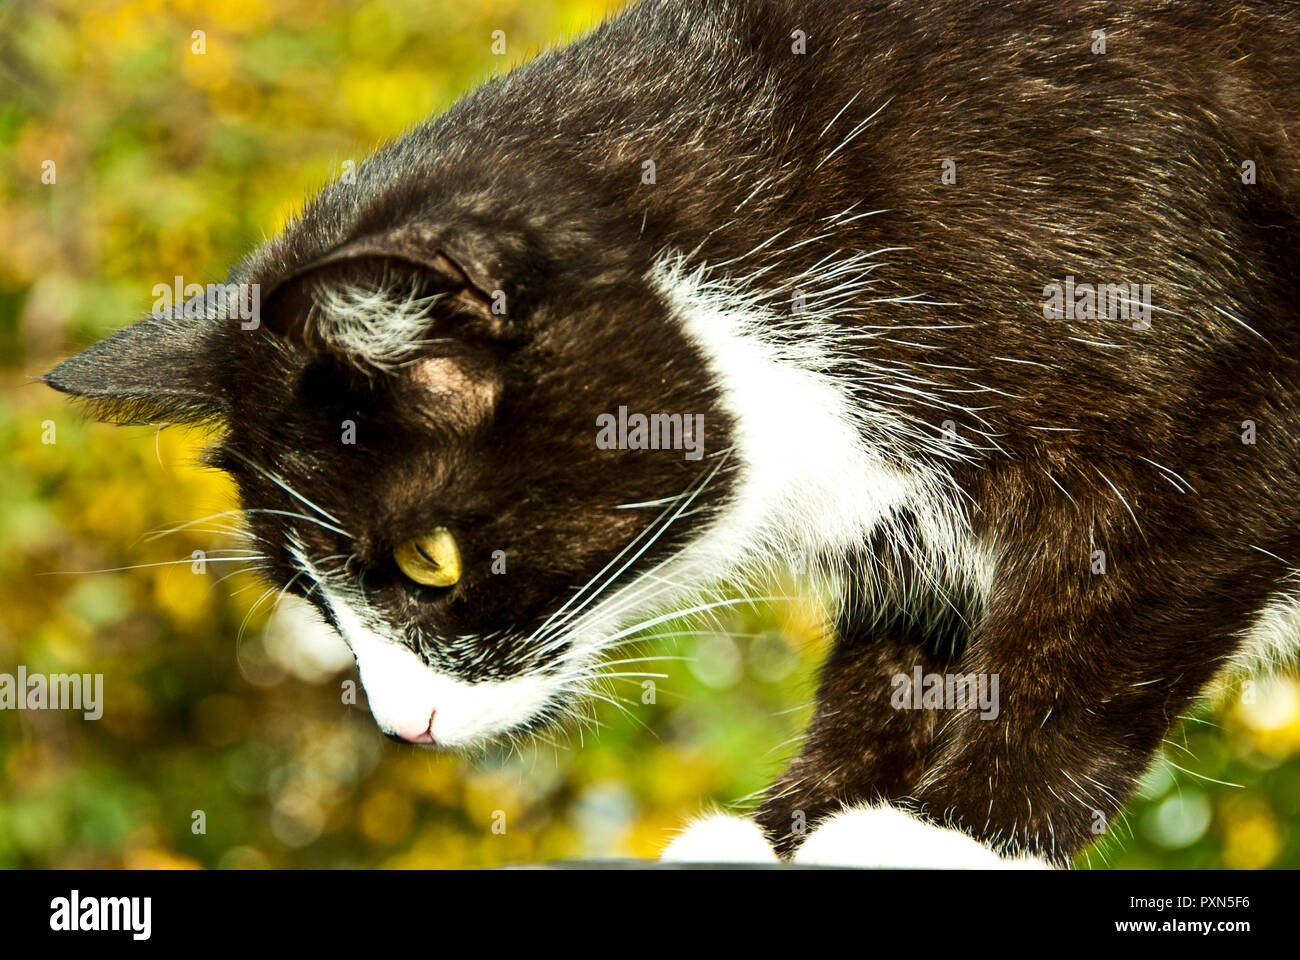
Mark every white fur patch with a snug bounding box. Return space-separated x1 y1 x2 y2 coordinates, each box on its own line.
793 805 1051 869
659 813 779 864
645 252 988 628
310 271 442 371
656 258 915 563
1231 578 1300 678
660 807 1052 868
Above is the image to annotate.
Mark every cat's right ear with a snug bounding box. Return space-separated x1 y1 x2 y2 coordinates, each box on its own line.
42 311 228 425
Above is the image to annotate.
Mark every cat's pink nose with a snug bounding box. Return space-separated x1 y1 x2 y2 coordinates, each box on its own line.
392 711 436 744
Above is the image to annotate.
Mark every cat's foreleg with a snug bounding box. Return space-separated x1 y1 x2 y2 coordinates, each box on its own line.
663 598 972 865
904 604 1227 866
890 524 1243 866
752 619 950 856
661 621 946 865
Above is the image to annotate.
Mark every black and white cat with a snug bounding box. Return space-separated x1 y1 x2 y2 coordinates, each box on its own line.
45 0 1300 868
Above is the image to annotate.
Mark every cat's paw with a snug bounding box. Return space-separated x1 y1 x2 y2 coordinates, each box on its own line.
659 812 779 864
795 804 1053 869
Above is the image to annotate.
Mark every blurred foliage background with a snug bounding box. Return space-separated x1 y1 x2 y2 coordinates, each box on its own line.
0 0 1297 869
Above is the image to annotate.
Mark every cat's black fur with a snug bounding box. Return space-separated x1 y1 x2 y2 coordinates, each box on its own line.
45 0 1300 865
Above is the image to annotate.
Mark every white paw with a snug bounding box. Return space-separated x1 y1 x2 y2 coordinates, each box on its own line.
794 805 1053 869
659 812 779 864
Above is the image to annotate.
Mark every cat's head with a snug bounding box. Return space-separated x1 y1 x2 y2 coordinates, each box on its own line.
44 164 740 748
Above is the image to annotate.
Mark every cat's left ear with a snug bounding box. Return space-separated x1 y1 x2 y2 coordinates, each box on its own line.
262 230 511 363
42 308 229 424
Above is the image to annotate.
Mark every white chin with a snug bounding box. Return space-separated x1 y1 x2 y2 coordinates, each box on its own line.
319 583 564 747
356 635 564 747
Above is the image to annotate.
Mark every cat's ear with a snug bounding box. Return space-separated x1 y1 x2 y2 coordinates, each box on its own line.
262 232 509 368
42 310 228 425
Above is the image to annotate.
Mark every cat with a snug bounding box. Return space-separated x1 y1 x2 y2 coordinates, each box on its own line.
44 0 1300 868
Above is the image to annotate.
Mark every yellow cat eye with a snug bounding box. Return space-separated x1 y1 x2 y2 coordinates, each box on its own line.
393 528 462 587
